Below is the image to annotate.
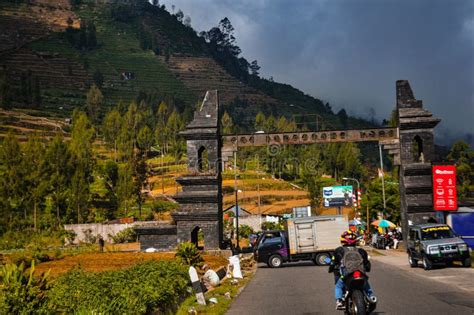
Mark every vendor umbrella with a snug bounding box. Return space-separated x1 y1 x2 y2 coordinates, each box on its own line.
371 219 396 229
349 218 365 226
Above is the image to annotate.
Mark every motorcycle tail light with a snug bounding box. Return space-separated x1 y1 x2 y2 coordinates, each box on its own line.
353 271 362 279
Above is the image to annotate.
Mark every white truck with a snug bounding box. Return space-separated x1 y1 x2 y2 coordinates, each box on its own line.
254 215 348 267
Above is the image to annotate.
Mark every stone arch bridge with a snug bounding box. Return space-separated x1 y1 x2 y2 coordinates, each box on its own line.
136 80 440 251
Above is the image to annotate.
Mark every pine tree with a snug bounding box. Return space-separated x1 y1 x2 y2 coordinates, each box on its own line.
137 125 153 156
86 84 103 124
255 112 266 131
103 109 122 161
221 111 234 134
69 110 95 223
117 161 135 216
0 132 24 226
23 135 47 230
42 134 73 226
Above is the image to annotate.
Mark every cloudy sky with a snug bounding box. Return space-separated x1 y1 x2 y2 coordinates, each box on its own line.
160 0 474 144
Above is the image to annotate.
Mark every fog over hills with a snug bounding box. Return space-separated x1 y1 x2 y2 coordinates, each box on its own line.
161 0 474 147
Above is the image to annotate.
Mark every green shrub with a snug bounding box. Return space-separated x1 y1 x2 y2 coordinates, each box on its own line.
238 224 254 238
151 199 179 213
109 227 137 244
175 242 204 267
261 221 283 231
44 260 189 314
0 261 50 314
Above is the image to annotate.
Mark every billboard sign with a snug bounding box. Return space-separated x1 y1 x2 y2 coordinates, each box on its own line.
323 185 353 207
293 206 311 218
432 165 457 211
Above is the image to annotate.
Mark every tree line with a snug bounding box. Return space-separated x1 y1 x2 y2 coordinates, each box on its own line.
0 83 187 232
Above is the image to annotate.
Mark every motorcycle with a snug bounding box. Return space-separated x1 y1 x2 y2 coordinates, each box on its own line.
342 269 376 315
325 257 377 315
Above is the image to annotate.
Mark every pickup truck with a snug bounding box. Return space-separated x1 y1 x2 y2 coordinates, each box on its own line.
254 215 348 268
407 223 472 270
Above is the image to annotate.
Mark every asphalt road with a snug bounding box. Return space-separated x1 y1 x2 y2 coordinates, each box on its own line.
227 258 474 315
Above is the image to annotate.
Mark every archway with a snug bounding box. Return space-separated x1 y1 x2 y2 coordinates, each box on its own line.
197 146 209 172
412 135 424 162
191 226 205 250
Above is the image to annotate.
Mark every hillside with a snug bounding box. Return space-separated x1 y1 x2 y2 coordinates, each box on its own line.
0 0 376 132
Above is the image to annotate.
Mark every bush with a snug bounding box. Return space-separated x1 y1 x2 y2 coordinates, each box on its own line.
151 199 179 213
0 261 50 314
238 224 254 238
175 242 203 267
44 260 189 314
109 227 137 244
261 221 283 231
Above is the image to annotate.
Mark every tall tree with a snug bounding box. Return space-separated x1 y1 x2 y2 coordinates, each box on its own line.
23 135 47 230
137 125 154 156
69 111 95 223
117 161 135 216
221 111 234 134
103 109 122 161
447 140 474 199
0 132 24 226
42 134 73 226
86 84 103 124
255 112 265 131
249 60 260 76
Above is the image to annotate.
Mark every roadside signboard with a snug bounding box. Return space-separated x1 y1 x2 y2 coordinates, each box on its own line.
323 185 353 207
292 206 311 218
432 165 457 211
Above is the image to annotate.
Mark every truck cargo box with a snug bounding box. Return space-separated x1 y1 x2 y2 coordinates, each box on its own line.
286 215 348 255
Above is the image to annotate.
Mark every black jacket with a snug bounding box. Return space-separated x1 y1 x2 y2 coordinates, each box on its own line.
328 245 371 277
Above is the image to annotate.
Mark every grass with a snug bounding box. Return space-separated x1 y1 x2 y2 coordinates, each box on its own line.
177 268 255 315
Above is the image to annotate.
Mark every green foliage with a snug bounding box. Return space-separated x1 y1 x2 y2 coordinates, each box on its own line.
44 260 189 314
151 199 178 213
109 227 137 244
360 174 400 224
261 221 283 231
238 224 254 238
175 242 204 267
447 140 473 199
0 261 50 314
86 84 103 124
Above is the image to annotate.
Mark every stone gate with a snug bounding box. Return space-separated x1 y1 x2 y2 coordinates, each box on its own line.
136 80 440 250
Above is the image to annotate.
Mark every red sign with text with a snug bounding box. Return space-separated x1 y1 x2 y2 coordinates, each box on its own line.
432 165 457 211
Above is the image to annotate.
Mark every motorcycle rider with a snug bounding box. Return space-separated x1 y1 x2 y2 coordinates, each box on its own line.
329 230 377 310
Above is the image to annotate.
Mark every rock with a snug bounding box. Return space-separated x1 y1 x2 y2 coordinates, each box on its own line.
209 297 218 304
224 292 231 299
188 307 197 314
145 247 157 253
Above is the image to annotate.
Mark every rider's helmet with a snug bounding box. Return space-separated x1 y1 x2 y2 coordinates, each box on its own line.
340 230 358 246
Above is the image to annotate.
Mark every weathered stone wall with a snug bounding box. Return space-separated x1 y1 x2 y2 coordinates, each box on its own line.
64 221 161 244
136 226 178 251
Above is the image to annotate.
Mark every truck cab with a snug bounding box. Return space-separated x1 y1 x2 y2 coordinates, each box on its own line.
254 230 289 268
407 223 472 270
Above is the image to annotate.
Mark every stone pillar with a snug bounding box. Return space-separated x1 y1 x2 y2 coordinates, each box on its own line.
172 91 223 249
396 80 440 239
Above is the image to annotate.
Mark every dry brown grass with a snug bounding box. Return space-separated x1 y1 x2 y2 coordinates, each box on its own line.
35 252 228 278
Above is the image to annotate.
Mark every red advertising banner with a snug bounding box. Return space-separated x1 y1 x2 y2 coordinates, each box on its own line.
432 165 457 211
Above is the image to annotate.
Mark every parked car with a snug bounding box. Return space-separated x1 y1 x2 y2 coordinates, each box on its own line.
406 223 472 270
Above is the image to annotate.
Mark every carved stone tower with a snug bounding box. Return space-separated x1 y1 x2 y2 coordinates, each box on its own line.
172 90 223 249
396 80 440 237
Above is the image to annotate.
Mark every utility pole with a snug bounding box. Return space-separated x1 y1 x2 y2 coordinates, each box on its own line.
379 144 386 218
234 149 240 251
